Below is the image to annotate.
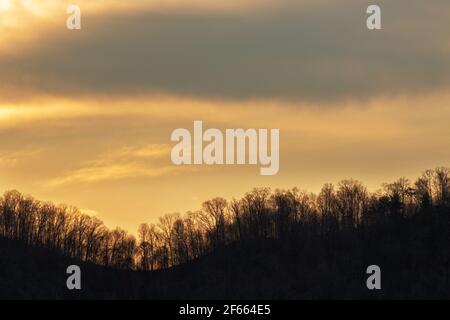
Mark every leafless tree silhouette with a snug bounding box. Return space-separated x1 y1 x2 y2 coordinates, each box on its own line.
1 167 449 275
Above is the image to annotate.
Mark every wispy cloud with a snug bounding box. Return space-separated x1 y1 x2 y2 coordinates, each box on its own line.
0 149 42 168
48 144 182 186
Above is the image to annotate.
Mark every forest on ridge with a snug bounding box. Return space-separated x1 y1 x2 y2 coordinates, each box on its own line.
0 167 449 275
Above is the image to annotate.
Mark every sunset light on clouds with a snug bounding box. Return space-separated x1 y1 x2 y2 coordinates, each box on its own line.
1 0 449 232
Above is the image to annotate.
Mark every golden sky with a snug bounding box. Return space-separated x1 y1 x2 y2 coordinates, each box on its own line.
1 0 449 232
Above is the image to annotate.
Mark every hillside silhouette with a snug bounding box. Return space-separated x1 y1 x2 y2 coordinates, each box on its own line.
1 167 450 299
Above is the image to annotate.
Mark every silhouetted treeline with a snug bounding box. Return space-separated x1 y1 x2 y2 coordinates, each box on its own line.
1 167 449 272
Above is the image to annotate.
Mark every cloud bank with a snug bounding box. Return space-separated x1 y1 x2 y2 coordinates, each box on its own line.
1 0 449 103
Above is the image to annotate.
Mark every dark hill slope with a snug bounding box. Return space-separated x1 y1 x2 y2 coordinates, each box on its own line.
0 236 448 299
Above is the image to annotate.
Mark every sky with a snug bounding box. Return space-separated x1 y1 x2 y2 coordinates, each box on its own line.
1 0 449 232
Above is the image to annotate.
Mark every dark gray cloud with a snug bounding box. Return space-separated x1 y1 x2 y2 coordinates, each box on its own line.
2 0 450 102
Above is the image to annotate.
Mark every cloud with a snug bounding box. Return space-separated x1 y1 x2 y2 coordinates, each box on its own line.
50 163 177 185
0 149 42 168
0 0 285 50
1 0 449 103
49 144 177 185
